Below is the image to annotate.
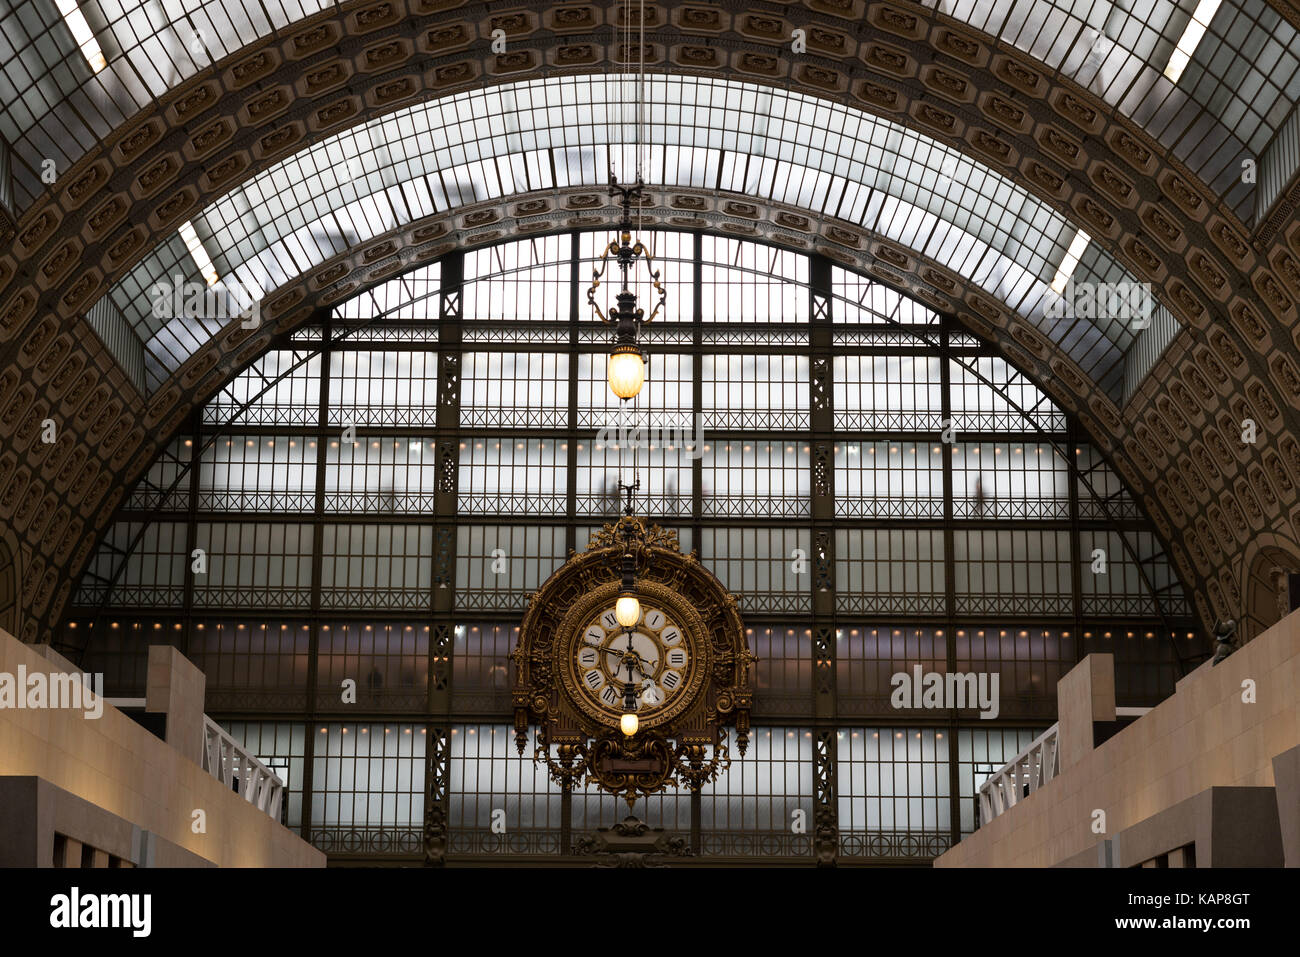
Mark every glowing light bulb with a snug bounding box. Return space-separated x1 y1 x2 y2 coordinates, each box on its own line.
615 592 641 628
620 712 639 736
608 345 645 400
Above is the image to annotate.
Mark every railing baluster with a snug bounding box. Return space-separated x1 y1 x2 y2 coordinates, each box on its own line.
975 710 1152 826
978 723 1062 824
200 715 286 821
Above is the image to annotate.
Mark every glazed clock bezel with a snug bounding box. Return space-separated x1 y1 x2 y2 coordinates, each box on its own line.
571 604 692 714
554 579 713 731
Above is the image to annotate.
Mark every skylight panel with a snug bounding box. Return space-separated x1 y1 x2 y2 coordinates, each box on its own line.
54 0 107 72
179 220 220 287
1050 230 1092 294
1164 0 1223 82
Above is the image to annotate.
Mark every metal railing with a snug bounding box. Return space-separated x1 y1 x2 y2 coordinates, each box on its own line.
311 826 423 856
202 715 284 820
838 829 951 860
311 826 955 861
978 724 1060 826
978 707 1150 825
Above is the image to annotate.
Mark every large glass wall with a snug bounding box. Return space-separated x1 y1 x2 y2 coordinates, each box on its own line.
65 231 1197 864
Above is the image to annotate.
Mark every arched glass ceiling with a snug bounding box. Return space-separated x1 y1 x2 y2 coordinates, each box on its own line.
929 0 1300 212
79 228 1187 629
96 73 1151 397
0 0 331 211
1 0 1296 218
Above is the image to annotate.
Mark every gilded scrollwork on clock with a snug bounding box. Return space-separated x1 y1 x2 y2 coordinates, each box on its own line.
511 514 754 807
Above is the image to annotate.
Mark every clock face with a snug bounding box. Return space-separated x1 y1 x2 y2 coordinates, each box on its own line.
573 604 693 718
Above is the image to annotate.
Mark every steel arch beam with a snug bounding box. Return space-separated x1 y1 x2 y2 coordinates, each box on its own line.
0 8 1296 644
69 218 1191 672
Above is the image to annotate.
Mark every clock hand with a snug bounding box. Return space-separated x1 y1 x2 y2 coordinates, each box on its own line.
621 629 638 688
602 646 658 681
627 650 659 677
603 647 645 674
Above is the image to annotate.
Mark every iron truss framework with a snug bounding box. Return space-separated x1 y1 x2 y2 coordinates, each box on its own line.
61 231 1199 866
1 3 1298 664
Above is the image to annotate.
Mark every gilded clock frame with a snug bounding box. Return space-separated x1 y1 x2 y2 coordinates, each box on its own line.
555 579 712 732
512 518 754 788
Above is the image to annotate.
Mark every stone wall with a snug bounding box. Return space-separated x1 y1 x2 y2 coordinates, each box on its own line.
936 609 1300 867
0 629 324 867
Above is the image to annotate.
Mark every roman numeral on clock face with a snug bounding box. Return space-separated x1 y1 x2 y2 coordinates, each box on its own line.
601 686 618 705
667 648 686 667
602 611 618 629
662 671 680 689
661 629 679 645
646 610 663 629
585 628 604 645
584 669 604 690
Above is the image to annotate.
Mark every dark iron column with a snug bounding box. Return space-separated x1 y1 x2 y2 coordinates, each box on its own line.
808 253 838 867
939 319 961 850
425 251 463 866
301 306 333 844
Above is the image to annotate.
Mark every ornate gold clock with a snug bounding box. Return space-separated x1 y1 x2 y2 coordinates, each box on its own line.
512 514 753 807
566 599 699 726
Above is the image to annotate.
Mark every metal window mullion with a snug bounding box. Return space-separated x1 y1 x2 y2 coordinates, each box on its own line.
427 252 463 863
308 309 331 708
692 231 704 556
939 318 961 851
1067 419 1085 668
808 253 838 865
433 250 464 701
181 405 202 658
560 232 582 851
566 230 580 557
297 310 332 842
300 308 332 843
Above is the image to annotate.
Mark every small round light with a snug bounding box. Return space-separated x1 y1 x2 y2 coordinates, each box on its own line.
620 712 639 736
608 344 645 400
615 592 641 628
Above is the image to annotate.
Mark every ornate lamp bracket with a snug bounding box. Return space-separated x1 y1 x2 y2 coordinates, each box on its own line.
535 735 591 790
673 740 731 791
586 172 666 334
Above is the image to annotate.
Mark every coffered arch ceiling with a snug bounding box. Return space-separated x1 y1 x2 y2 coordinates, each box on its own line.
0 0 1299 645
4 194 1197 646
92 73 1158 396
2 0 1298 218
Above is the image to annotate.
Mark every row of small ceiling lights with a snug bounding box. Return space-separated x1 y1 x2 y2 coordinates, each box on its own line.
69 621 1195 639
305 728 944 739
307 727 937 740
181 440 1081 456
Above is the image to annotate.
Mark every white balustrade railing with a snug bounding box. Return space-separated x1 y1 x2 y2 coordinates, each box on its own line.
202 715 284 820
977 724 1060 826
978 707 1152 825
